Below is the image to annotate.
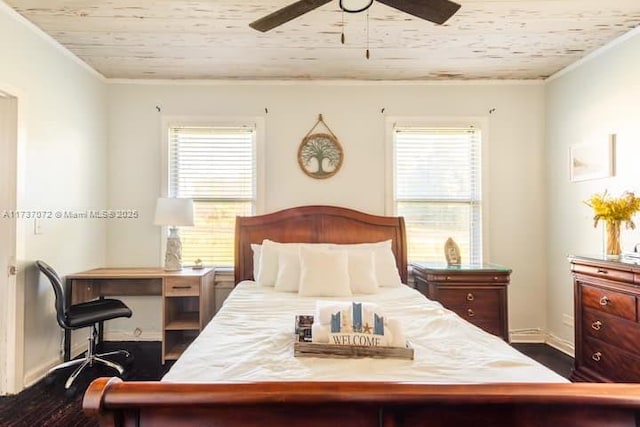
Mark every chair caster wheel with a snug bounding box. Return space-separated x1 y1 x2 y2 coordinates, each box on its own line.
64 385 79 399
124 354 135 367
43 374 56 386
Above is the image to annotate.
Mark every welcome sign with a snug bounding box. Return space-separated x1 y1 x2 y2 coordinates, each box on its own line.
329 302 386 347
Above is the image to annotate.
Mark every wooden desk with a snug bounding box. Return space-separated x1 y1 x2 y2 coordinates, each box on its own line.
66 267 215 363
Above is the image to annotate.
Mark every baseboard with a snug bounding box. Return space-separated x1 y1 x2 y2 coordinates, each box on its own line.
509 328 546 343
545 333 575 358
23 357 66 389
509 328 575 358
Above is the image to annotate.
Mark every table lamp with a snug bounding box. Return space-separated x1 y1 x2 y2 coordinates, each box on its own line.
154 197 194 271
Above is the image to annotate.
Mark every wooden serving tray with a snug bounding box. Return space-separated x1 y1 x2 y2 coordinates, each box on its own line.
294 339 414 360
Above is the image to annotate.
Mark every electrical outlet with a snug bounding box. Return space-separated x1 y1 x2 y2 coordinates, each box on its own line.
562 314 574 328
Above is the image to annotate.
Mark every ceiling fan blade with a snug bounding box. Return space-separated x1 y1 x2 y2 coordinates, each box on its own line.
376 0 461 25
250 0 333 32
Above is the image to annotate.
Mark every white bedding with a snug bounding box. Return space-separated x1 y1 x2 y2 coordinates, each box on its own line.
163 281 567 384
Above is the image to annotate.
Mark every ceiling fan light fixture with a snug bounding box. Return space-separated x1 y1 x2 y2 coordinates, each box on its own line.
339 0 374 13
249 0 461 32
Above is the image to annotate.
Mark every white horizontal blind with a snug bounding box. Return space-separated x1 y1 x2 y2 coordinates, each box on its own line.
169 126 256 266
394 127 482 264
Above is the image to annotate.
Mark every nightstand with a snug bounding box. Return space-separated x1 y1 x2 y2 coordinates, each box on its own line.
411 262 511 341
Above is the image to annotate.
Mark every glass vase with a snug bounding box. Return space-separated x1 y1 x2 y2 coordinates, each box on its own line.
605 220 621 258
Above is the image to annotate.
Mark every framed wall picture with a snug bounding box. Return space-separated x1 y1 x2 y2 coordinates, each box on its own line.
298 133 343 179
298 114 344 179
569 134 615 182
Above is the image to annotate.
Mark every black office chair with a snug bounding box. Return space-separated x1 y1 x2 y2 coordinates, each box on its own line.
36 260 133 393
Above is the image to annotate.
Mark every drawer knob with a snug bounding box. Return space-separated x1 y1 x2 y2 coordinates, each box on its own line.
592 352 602 362
599 296 610 306
591 320 602 331
597 269 608 274
445 276 452 280
467 309 475 317
466 293 475 301
493 276 499 281
172 285 191 290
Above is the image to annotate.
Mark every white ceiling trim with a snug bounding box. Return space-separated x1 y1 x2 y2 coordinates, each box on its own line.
0 0 105 82
106 78 545 86
547 24 640 82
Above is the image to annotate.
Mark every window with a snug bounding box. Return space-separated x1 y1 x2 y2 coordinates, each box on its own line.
391 125 482 264
166 121 263 267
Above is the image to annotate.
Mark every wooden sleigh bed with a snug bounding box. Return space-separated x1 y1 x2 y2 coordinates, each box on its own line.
83 205 640 427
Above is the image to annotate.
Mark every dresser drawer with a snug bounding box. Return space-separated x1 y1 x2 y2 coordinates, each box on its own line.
582 307 640 356
581 284 636 321
462 316 502 337
164 277 200 296
426 273 509 284
437 288 501 312
573 263 635 283
582 337 640 382
438 288 501 331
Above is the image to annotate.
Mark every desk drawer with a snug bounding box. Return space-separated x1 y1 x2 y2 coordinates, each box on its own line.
165 277 200 296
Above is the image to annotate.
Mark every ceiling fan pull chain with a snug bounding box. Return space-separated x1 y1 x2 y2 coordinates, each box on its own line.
341 8 345 44
365 8 370 59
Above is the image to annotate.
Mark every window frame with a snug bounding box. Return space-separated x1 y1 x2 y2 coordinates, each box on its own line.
384 116 490 263
160 116 265 266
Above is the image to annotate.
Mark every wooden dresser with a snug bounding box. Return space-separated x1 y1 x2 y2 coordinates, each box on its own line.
411 262 511 341
570 255 640 383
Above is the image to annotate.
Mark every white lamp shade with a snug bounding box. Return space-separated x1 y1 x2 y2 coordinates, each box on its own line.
154 197 194 226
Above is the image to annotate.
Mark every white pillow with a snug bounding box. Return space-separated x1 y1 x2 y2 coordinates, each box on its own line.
372 241 403 288
330 240 402 288
255 240 296 286
255 240 331 287
347 251 380 294
274 250 302 292
250 243 261 280
298 247 352 297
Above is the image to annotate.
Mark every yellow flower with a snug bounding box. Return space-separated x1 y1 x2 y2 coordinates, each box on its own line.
585 190 640 229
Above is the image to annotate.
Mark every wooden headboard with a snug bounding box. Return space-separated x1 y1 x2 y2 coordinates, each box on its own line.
234 205 407 284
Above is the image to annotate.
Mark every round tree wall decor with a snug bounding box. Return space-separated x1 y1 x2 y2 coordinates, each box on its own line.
298 114 344 179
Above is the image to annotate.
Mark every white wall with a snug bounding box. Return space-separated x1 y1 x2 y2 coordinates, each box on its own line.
0 3 108 386
545 29 640 352
106 81 548 339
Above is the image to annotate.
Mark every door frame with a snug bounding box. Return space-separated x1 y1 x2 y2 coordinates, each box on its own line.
0 85 26 395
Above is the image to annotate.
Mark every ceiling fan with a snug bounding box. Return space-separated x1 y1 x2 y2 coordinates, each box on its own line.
249 0 462 32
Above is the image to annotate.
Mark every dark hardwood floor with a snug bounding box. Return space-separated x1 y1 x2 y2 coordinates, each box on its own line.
0 341 173 427
511 342 574 379
0 342 573 427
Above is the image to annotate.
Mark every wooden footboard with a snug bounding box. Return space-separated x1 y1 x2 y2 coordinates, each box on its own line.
84 378 640 427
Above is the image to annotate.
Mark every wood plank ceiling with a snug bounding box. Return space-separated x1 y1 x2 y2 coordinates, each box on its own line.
5 0 640 80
